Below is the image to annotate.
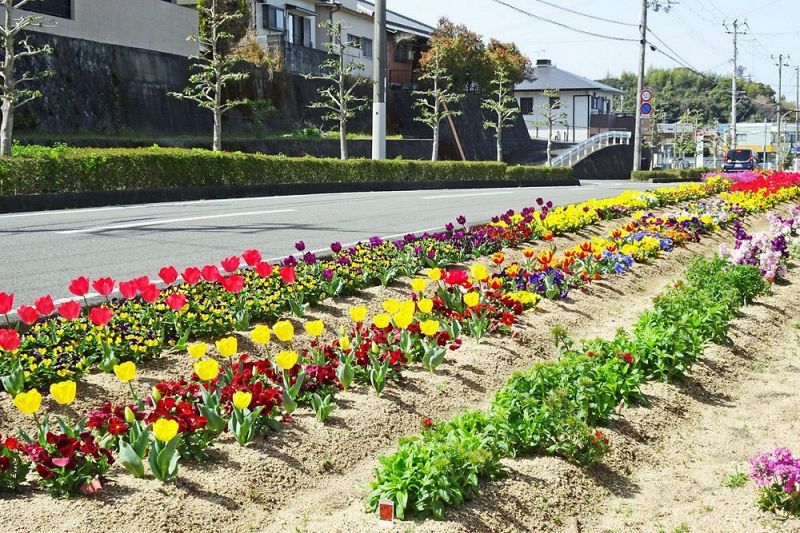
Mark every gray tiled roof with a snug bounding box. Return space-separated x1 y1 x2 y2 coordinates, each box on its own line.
515 62 623 94
357 0 434 37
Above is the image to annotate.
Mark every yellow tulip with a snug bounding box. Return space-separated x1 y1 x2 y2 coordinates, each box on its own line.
382 299 400 314
251 324 271 344
398 300 416 316
464 292 480 308
215 336 238 358
232 390 252 411
113 361 137 383
13 389 42 416
275 350 298 370
50 380 76 405
339 336 351 351
349 306 367 323
417 298 434 314
427 268 442 281
273 320 294 342
410 278 427 292
152 417 179 443
470 264 489 282
187 342 207 359
304 320 325 337
194 358 219 381
373 313 391 329
420 319 440 336
393 311 413 330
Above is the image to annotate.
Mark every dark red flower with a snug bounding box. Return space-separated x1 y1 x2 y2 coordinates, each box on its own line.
422 417 433 428
17 305 39 325
201 265 221 283
57 301 82 321
140 284 160 304
107 417 128 436
0 292 12 314
220 256 240 273
279 266 296 284
69 277 90 297
620 352 634 364
501 312 515 327
242 249 262 267
0 328 21 352
165 293 187 311
221 275 244 293
118 280 138 300
182 267 202 285
92 277 115 297
89 306 113 327
0 455 9 473
255 261 273 278
35 464 54 479
34 295 54 316
158 266 179 285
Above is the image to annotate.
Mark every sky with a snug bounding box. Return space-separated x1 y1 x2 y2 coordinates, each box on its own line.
391 0 800 97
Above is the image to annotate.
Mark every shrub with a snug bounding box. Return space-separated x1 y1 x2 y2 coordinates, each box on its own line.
505 165 575 182
631 168 716 182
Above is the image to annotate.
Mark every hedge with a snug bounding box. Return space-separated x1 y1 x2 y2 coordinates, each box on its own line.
631 167 716 183
0 147 573 196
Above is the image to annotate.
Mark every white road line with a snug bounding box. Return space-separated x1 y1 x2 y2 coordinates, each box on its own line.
56 209 295 234
421 191 517 200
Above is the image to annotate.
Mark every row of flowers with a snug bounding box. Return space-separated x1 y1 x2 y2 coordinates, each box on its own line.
0 184 796 498
0 178 736 391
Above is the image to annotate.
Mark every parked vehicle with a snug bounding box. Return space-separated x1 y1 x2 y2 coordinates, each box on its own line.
724 149 758 171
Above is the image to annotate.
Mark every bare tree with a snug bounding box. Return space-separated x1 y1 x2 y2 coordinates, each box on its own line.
534 88 567 165
413 52 463 161
0 0 53 156
170 0 249 152
481 66 519 162
306 20 369 160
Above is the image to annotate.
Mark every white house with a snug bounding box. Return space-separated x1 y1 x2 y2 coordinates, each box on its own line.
515 59 623 143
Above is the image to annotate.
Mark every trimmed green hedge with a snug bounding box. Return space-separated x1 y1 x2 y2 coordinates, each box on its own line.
631 167 716 182
0 147 573 196
505 164 575 182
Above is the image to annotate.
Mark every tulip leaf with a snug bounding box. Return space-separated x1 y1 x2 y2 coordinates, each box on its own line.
119 440 145 478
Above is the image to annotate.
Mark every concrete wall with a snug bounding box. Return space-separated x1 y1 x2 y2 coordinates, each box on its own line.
18 0 199 57
573 144 634 180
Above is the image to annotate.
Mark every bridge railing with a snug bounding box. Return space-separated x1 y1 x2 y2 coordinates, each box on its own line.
549 130 631 167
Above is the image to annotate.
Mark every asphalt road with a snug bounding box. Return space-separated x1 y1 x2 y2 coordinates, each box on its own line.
0 181 657 304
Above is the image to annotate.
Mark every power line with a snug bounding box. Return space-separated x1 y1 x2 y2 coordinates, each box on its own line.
487 0 639 42
646 28 703 75
526 0 638 27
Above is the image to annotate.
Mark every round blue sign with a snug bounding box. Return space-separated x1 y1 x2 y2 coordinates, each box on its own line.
640 102 653 115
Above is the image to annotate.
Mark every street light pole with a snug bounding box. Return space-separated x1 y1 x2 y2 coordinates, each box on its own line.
371 0 387 160
772 53 790 168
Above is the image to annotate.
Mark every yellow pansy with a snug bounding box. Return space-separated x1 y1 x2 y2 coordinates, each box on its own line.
113 361 137 383
382 299 400 314
50 380 76 405
417 298 434 314
251 324 271 344
470 264 489 281
215 336 238 357
464 292 480 308
349 306 367 323
273 320 294 342
13 389 42 415
410 278 427 292
194 358 219 381
153 418 179 442
427 268 442 281
232 390 252 411
304 320 324 337
187 343 207 359
275 350 298 370
393 311 413 330
420 320 440 336
373 313 391 328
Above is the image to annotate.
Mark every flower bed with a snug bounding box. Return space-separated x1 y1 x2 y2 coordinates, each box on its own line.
750 447 800 516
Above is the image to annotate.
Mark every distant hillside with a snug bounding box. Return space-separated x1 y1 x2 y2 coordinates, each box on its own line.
598 67 790 124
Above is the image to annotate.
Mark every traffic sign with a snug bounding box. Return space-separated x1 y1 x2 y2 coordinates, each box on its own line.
795 146 800 154
640 88 653 102
640 102 653 116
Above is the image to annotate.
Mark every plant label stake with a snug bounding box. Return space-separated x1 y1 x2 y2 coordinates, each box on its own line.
378 500 394 525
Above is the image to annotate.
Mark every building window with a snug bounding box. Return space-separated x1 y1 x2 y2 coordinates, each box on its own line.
347 34 362 49
288 14 311 47
549 96 561 109
263 5 285 31
519 97 533 115
362 38 373 58
24 0 72 18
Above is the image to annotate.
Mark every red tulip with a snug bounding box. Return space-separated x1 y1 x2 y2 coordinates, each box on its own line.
182 267 202 285
92 277 115 297
158 266 179 285
141 284 160 304
201 265 221 283
165 293 187 311
0 292 13 314
57 301 82 321
118 281 138 300
221 275 244 293
16 305 39 325
444 270 468 286
69 277 90 297
242 249 262 267
221 256 240 273
34 295 54 316
133 276 151 292
89 306 113 327
255 261 273 278
279 266 296 284
0 328 21 352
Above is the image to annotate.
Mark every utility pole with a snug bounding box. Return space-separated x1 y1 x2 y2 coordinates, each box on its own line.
772 53 790 168
371 0 387 160
724 19 745 150
795 66 799 151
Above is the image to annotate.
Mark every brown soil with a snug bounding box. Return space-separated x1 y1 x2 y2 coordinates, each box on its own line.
0 202 787 533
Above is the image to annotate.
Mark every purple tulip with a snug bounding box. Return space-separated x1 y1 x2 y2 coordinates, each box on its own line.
294 240 305 252
330 241 342 253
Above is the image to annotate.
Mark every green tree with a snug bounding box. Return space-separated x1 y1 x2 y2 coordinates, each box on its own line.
534 89 568 165
421 17 490 91
170 0 250 152
485 39 533 85
482 66 519 162
672 109 700 165
306 20 370 160
414 51 463 161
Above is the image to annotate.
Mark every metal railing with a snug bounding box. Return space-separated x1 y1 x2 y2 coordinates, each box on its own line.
549 130 631 167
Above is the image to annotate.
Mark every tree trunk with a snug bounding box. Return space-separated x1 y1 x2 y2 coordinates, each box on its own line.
546 123 553 165
212 106 222 152
432 124 439 162
340 117 348 160
0 101 13 157
496 122 503 163
2 3 15 157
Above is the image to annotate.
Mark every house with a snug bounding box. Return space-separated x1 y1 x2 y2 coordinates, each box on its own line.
515 59 623 143
18 0 199 57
